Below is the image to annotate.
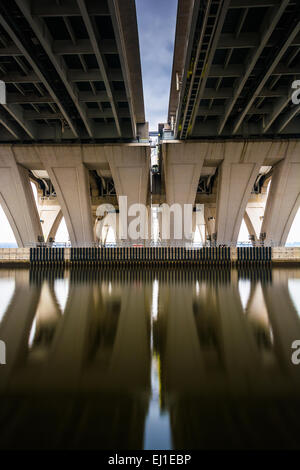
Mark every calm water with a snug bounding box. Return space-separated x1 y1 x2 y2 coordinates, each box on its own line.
0 266 300 450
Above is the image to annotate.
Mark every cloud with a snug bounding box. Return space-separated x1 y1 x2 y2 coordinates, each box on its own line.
136 0 178 130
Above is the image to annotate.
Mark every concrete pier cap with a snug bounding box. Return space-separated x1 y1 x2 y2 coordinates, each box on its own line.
0 137 299 247
160 139 300 247
0 143 150 247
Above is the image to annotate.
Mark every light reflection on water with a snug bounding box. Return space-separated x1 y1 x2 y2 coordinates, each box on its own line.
144 278 172 450
238 279 251 311
0 267 300 450
0 277 15 323
288 279 300 317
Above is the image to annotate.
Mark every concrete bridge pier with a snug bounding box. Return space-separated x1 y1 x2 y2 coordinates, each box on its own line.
162 142 205 244
37 146 94 247
215 142 268 246
261 142 300 246
0 146 43 247
39 204 62 243
244 203 265 243
204 205 216 240
95 212 118 244
106 145 150 243
192 207 205 243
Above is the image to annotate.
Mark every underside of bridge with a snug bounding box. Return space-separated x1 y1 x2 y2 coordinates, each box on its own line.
0 0 147 142
0 0 299 248
169 0 300 139
157 0 300 247
0 1 151 247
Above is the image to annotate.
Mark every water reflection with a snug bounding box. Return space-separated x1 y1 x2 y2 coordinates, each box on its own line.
288 279 300 317
0 266 300 449
144 278 172 449
238 279 251 311
54 277 69 313
0 273 15 324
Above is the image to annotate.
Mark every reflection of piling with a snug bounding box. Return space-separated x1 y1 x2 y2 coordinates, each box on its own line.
237 265 272 284
29 265 65 285
28 264 233 286
66 265 232 286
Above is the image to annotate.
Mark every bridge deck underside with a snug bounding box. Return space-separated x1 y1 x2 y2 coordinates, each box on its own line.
171 0 300 140
0 0 144 142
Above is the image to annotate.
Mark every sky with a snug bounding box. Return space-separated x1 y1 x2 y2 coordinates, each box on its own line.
136 0 178 131
0 1 299 245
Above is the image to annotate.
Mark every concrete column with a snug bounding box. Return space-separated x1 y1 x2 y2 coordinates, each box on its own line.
37 146 94 246
39 204 62 242
216 141 286 244
162 142 206 244
115 212 121 242
148 206 153 243
215 141 279 246
95 211 119 244
204 204 216 239
0 146 43 247
105 145 150 242
192 207 205 243
244 202 265 242
261 141 300 246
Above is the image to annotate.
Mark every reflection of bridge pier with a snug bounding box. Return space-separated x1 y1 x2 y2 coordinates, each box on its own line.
155 270 300 449
0 270 41 390
0 269 152 449
263 269 300 380
217 284 262 390
108 284 151 389
158 283 205 393
27 280 63 363
36 282 94 389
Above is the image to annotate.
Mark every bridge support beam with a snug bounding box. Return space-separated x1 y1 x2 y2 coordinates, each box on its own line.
162 142 205 244
215 142 277 246
105 145 150 242
0 146 43 247
37 146 94 246
261 142 300 246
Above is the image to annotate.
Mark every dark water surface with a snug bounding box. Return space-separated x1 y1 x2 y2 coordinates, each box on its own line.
0 266 300 450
